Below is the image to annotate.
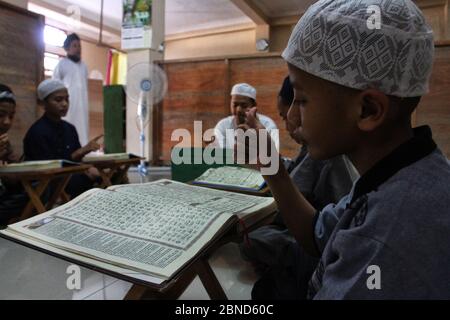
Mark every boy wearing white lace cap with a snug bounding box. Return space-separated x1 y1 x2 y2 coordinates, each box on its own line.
242 0 450 299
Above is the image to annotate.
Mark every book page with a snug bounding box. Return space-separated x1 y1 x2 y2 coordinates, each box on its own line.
192 167 265 191
6 181 275 280
0 160 78 173
0 160 61 172
1 229 166 285
83 153 130 162
109 180 274 219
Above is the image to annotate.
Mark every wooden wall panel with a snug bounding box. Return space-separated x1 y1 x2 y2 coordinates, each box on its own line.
0 2 44 158
159 45 450 164
229 58 296 158
161 61 228 161
415 0 449 41
417 45 450 158
159 55 297 164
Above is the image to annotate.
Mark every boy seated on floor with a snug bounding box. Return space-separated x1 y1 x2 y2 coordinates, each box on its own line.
23 79 103 199
238 0 450 299
0 84 28 227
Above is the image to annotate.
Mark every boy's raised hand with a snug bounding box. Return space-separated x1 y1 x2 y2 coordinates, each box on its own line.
72 135 104 162
85 135 104 153
240 110 317 256
234 108 279 173
0 134 11 158
0 133 8 149
244 107 265 130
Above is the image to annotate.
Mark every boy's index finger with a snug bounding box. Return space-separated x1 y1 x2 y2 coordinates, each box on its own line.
246 107 263 129
92 134 104 142
245 108 258 128
248 107 257 117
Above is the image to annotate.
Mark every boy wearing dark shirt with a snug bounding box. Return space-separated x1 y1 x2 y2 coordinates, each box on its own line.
24 79 102 199
0 84 27 226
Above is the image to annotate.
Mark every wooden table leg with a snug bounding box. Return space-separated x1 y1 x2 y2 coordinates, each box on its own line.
195 259 228 300
98 169 114 188
113 165 131 185
124 285 149 300
46 174 72 210
124 263 199 300
20 178 50 220
60 191 71 203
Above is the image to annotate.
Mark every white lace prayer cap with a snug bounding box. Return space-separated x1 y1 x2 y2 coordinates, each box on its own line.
0 91 15 101
37 79 67 101
282 0 434 98
231 83 257 100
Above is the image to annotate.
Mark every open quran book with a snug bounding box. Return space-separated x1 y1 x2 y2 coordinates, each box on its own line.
192 166 268 194
0 180 276 285
0 160 79 173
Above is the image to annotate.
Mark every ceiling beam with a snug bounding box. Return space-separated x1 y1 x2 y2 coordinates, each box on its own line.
270 14 303 27
166 23 255 41
230 0 269 25
414 0 447 9
29 0 121 42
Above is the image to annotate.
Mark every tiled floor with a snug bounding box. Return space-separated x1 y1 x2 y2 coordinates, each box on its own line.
0 167 258 300
0 238 256 300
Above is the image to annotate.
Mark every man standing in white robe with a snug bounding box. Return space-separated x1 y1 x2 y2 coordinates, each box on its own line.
53 33 89 146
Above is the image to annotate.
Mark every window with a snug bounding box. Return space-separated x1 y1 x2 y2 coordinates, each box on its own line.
43 25 66 76
44 52 61 77
44 25 67 48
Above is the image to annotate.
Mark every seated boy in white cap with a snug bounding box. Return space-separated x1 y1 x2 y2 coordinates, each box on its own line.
23 79 103 199
239 0 450 299
214 83 279 150
0 84 28 226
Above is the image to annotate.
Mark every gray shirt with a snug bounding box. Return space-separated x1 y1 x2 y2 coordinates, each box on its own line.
309 126 450 299
284 145 358 211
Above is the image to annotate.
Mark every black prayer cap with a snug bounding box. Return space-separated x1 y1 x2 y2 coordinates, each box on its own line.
279 76 294 107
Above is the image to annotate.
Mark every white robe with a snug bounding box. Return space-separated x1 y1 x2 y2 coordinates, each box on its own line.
53 58 89 146
214 114 280 151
